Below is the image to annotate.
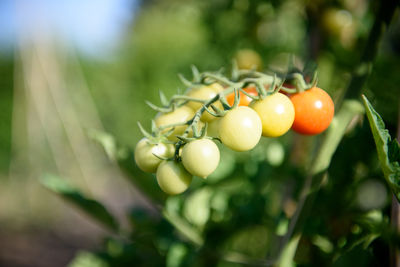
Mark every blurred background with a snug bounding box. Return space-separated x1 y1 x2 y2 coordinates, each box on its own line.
0 0 399 266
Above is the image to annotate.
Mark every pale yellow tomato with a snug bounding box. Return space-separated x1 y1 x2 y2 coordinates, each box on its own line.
219 106 262 151
201 102 224 122
156 161 192 195
181 139 220 178
134 138 175 173
186 85 223 122
186 86 217 110
155 106 194 141
250 93 295 137
235 49 263 71
208 83 225 93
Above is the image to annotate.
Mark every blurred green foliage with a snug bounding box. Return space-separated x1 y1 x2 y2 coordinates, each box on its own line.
1 0 400 266
0 57 13 172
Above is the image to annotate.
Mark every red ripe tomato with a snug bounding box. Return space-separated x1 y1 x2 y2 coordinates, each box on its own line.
226 87 258 107
289 87 334 135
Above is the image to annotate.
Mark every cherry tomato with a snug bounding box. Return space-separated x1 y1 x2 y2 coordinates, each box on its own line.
226 87 258 107
219 106 262 151
250 92 295 137
186 86 217 110
186 85 223 122
134 138 175 173
187 83 224 122
181 139 220 178
289 87 334 135
235 49 263 71
208 83 225 93
155 106 194 141
322 8 356 47
156 160 192 195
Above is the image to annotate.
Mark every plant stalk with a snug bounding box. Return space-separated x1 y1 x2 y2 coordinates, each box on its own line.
274 0 398 265
391 99 400 267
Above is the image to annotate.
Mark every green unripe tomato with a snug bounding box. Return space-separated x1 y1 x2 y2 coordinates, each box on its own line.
181 139 220 178
134 138 175 173
156 161 192 195
219 106 262 151
250 92 295 137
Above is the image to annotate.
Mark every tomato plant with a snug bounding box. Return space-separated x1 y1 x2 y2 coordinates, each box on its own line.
44 0 400 265
134 138 174 173
156 160 192 195
226 87 258 107
181 139 220 178
250 92 295 137
219 106 262 152
289 87 334 135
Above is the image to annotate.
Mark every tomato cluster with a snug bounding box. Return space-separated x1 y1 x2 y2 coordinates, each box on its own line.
135 71 334 195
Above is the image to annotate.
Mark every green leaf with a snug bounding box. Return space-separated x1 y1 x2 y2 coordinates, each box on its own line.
277 233 300 267
166 243 188 267
68 251 108 267
40 174 119 232
362 95 400 202
183 187 212 230
162 209 204 246
87 129 118 161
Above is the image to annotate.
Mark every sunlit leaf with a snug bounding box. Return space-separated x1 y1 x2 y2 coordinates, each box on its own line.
362 95 400 202
166 243 188 267
183 187 213 230
68 251 108 267
163 209 204 246
87 129 118 161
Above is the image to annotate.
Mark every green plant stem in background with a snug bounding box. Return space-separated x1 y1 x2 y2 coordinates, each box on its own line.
391 194 400 267
390 101 400 267
276 100 365 267
162 210 204 247
342 0 398 101
275 0 399 265
394 106 400 267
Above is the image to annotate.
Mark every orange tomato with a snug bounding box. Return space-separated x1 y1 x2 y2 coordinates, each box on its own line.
289 87 334 135
226 87 258 107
